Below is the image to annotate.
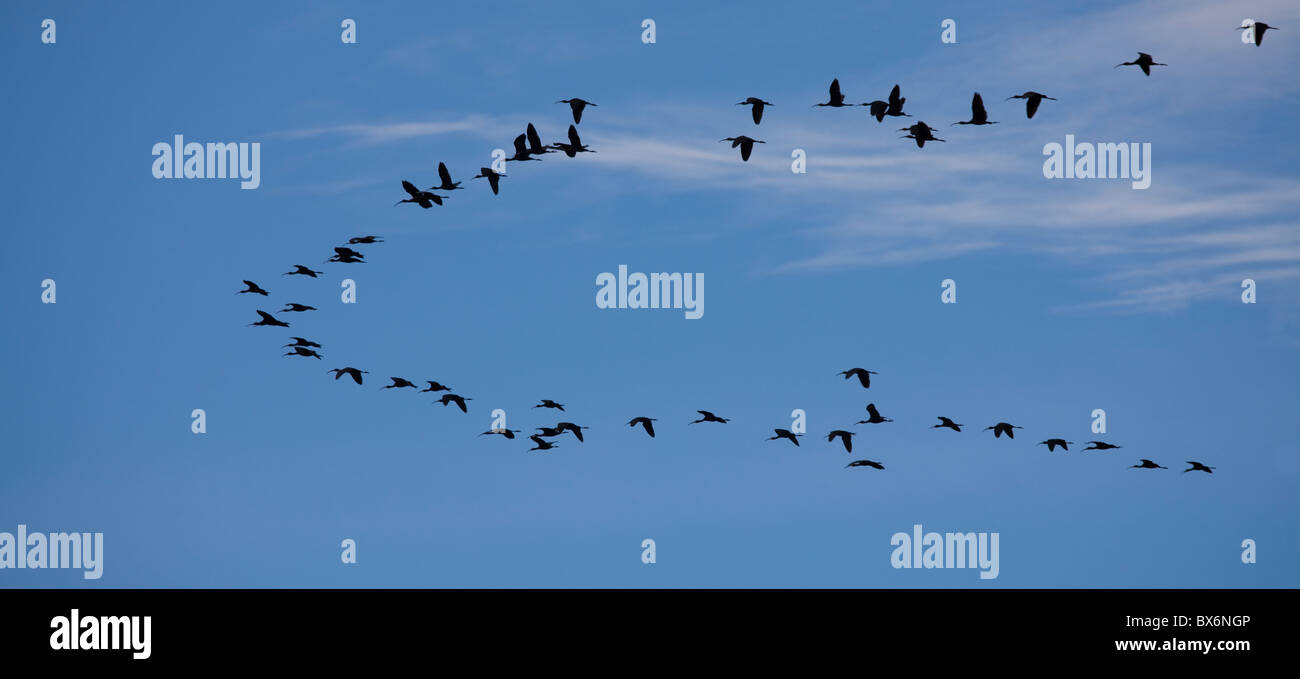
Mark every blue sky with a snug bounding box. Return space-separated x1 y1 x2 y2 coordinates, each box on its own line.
2 0 1298 587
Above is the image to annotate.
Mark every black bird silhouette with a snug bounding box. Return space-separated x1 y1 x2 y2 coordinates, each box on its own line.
327 252 364 264
984 422 1022 439
438 393 471 412
884 84 910 117
1130 459 1167 470
720 136 765 162
768 428 802 446
248 310 289 327
628 417 657 438
1239 21 1277 46
932 417 963 432
381 377 417 390
557 98 596 124
283 265 322 278
1081 441 1121 451
839 367 878 388
1116 52 1166 76
900 121 944 148
1039 438 1073 452
525 123 553 156
283 346 322 360
691 410 730 424
347 235 384 245
420 381 451 393
736 97 773 124
551 125 595 157
1184 461 1215 474
953 92 997 126
395 180 443 208
862 99 889 122
239 280 269 296
428 162 462 192
534 399 565 411
333 246 365 260
536 426 564 438
857 403 892 424
279 303 316 313
328 367 368 384
1007 92 1056 119
827 430 854 452
508 134 541 163
529 435 559 451
556 422 589 442
815 78 850 107
473 167 503 195
480 428 520 439
846 459 885 470
283 337 322 349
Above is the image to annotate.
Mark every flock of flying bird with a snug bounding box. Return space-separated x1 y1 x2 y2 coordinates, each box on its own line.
232 24 1286 474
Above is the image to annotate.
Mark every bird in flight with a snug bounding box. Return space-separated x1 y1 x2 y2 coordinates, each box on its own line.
381 377 418 390
239 280 269 296
1239 21 1277 46
347 235 384 245
327 250 364 264
932 417 963 432
1184 461 1215 474
768 428 802 446
535 426 564 438
839 367 878 389
395 180 444 208
283 346 322 360
953 92 997 126
534 399 565 411
815 78 850 107
556 422 589 442
1130 459 1167 470
900 121 944 148
428 162 462 192
279 303 316 313
328 367 368 384
283 337 321 349
283 265 322 278
1039 438 1073 452
736 97 773 124
1007 91 1056 119
551 125 595 157
557 98 596 124
473 167 504 195
1081 441 1121 452
508 134 542 163
691 410 730 424
420 381 451 393
846 459 885 470
525 123 554 157
1115 52 1166 76
864 84 910 120
627 417 657 438
984 422 1023 439
437 393 471 412
479 428 521 439
248 310 289 327
827 430 854 452
857 403 892 425
720 136 765 162
529 435 559 452
331 246 365 262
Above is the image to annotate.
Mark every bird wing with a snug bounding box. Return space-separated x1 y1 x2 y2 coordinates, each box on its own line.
572 100 586 123
527 123 543 150
889 84 902 106
972 92 987 119
513 134 529 155
829 78 842 100
256 310 275 322
751 103 762 125
1027 96 1041 119
402 180 420 197
438 162 452 186
568 125 581 147
488 174 500 194
739 140 753 161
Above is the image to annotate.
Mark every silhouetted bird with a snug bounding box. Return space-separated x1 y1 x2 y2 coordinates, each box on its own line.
550 125 594 157
239 280 269 296
333 247 365 260
839 367 878 388
1116 52 1166 76
900 121 944 148
480 428 520 439
438 393 470 412
720 136 765 161
1007 92 1056 119
736 97 773 124
420 381 451 393
953 92 997 126
1239 21 1276 46
279 303 316 313
557 98 596 124
846 459 885 470
473 167 503 195
1081 441 1121 452
536 426 564 438
283 265 322 278
529 435 558 451
1184 461 1215 474
815 78 850 107
862 99 889 122
691 410 730 424
769 428 802 446
1130 459 1167 469
1039 438 1073 452
347 235 384 245
283 337 322 349
827 430 854 452
395 180 443 208
328 367 368 384
857 403 892 424
525 123 553 156
628 417 657 438
248 310 289 327
429 162 462 192
382 377 417 390
534 399 565 411
932 417 963 432
283 346 322 360
556 422 589 442
884 84 909 117
508 134 541 162
327 252 364 264
984 422 1022 439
